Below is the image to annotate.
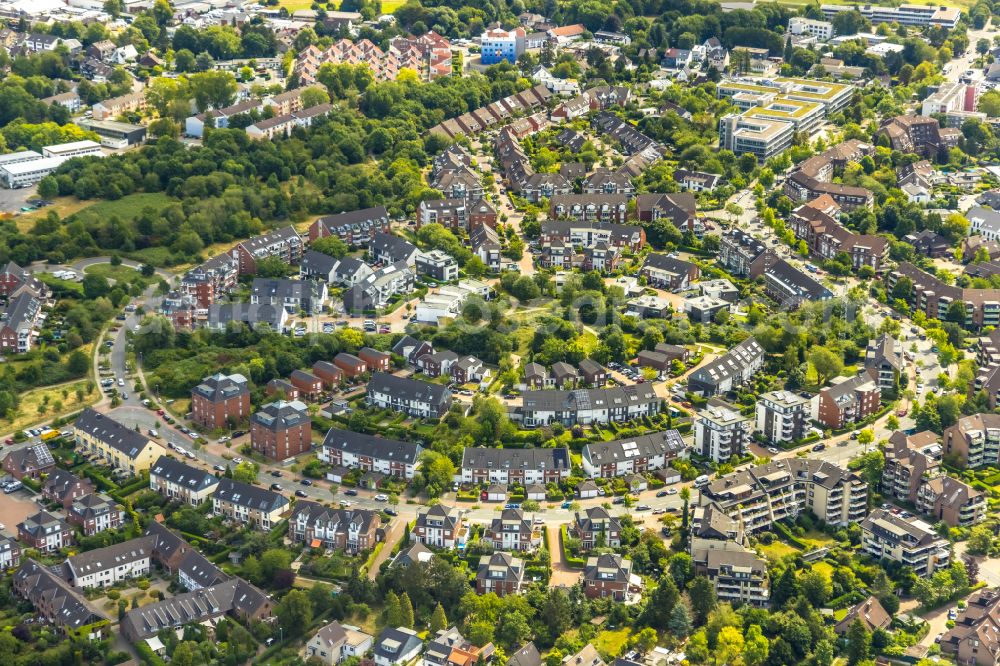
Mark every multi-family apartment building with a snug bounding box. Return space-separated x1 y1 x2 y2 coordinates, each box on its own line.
865 334 905 393
788 195 887 269
548 195 630 225
877 114 962 159
755 390 810 444
342 261 415 313
460 447 571 485
290 501 381 553
940 589 1000 664
250 400 312 460
718 230 777 278
0 292 42 354
572 507 622 550
67 493 125 536
815 370 881 429
366 372 453 419
703 549 770 607
581 430 686 478
517 384 660 428
414 504 465 549
916 475 986 528
484 508 541 552
250 278 327 314
687 337 765 396
73 409 166 476
149 455 221 506
763 259 833 308
230 226 303 276
190 372 251 430
944 412 1000 469
640 254 700 290
860 508 950 577
309 206 392 245
888 261 1000 328
65 537 153 589
0 535 21 570
695 402 751 462
634 192 702 235
320 428 422 479
212 478 289 530
699 458 868 535
14 559 107 639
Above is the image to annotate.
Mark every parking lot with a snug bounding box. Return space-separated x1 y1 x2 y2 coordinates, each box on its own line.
0 489 44 533
0 185 37 214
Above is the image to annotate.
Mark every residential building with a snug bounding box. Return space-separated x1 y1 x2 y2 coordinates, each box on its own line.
703 549 769 607
2 442 55 480
887 261 1000 328
0 260 45 298
460 447 571 485
370 233 419 267
92 91 145 121
540 220 646 252
695 402 751 462
416 250 459 282
373 627 424 666
582 169 635 197
290 501 381 553
634 192 702 235
763 259 833 307
0 536 21 570
149 455 220 506
190 373 251 430
788 195 889 267
815 370 881 429
582 554 639 601
342 261 415 313
581 430 686 478
940 589 1000 663
718 230 777 278
65 537 153 588
865 334 905 392
414 504 465 549
475 552 525 596
549 194 629 225
561 646 606 666
17 511 72 553
788 17 834 40
883 430 942 504
578 359 608 386
306 621 374 666
67 493 125 536
250 400 312 460
230 226 303 276
120 578 271 642
176 549 229 592
834 596 892 635
904 230 951 258
289 370 323 400
877 114 961 159
860 508 950 577
641 254 700 290
484 508 540 552
13 560 107 639
42 469 94 509
211 478 289 530
517 384 660 428
755 390 810 444
674 169 722 192
73 409 165 476
251 278 327 314
916 475 986 528
0 292 41 353
481 26 526 64
334 353 368 378
572 507 622 549
943 413 1000 468
320 428 422 479
687 337 765 396
366 372 453 419
698 458 869 534
309 207 392 246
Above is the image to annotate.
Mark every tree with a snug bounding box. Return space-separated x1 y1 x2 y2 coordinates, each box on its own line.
688 576 716 625
808 346 843 387
399 592 414 629
667 603 691 639
171 642 198 666
771 567 798 608
542 588 573 637
799 570 832 607
415 451 456 497
276 590 313 637
430 603 447 633
497 611 531 649
384 591 401 626
947 300 969 325
846 618 871 666
83 273 110 300
232 461 259 484
312 236 350 259
715 626 744 666
189 70 237 112
37 176 58 198
857 429 874 447
686 630 709 664
743 625 769 666
632 627 658 654
968 525 993 555
668 552 694 588
643 577 679 629
300 86 330 108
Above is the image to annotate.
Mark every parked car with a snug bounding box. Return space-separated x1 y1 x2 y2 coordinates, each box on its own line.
295 490 308 498
213 465 226 472
344 489 358 496
269 483 283 492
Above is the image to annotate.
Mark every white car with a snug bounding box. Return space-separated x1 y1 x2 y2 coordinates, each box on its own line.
665 488 678 495
232 457 243 464
374 494 388 502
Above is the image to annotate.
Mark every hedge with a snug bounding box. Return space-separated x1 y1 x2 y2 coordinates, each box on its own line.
83 468 120 493
19 476 41 493
134 640 167 666
560 526 585 569
773 521 808 549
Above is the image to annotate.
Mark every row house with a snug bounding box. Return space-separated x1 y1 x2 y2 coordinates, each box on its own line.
414 504 465 549
887 261 1000 329
763 258 833 308
334 352 368 378
572 507 622 549
641 253 700 290
549 194 629 225
289 369 324 400
718 230 777 278
312 361 344 388
581 430 687 478
41 469 93 509
212 478 289 530
360 347 391 372
429 84 553 139
816 370 881 429
593 112 660 155
788 195 888 269
366 372 453 419
698 458 868 535
190 372 251 430
149 455 220 506
460 447 571 485
65 537 153 589
13 560 107 639
484 508 541 552
320 428 423 479
73 409 165 477
861 508 950 577
92 91 145 121
17 510 73 553
309 206 392 246
250 400 312 460
67 493 125 536
687 337 765 396
290 501 381 553
517 384 660 428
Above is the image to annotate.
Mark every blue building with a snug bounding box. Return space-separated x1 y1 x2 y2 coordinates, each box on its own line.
481 27 526 65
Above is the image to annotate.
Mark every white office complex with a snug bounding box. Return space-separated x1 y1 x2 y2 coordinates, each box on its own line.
718 114 795 162
1 142 105 189
821 4 961 29
41 140 103 159
788 17 834 41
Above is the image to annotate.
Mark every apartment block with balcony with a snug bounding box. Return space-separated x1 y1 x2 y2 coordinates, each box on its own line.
754 390 809 444
703 549 769 607
861 508 950 577
916 475 986 528
694 402 750 463
943 413 1000 469
816 370 881 429
882 431 942 503
699 458 868 535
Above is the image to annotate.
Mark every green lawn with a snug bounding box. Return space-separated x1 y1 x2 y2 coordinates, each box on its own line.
70 192 176 225
594 628 632 658
759 541 801 561
812 561 835 582
83 263 147 286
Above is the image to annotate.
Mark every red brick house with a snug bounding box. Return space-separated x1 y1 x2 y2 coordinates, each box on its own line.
17 511 72 553
312 361 344 388
475 552 524 596
42 469 94 509
333 353 368 378
67 493 126 536
250 400 312 460
266 378 300 400
290 501 381 553
3 443 55 480
817 369 881 429
358 347 391 373
289 370 323 400
190 373 251 430
583 553 639 601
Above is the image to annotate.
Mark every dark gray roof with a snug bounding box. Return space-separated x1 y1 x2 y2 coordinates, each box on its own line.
521 384 658 412
321 428 422 464
583 430 686 465
461 446 571 472
250 400 310 431
370 233 418 263
643 253 696 275
177 548 230 589
509 643 543 666
584 553 632 583
315 206 390 235
14 559 106 630
192 373 249 403
300 249 339 276
67 536 154 577
212 478 289 513
150 455 220 492
688 337 764 388
367 372 452 405
476 551 524 583
764 259 833 303
374 627 424 662
292 500 379 533
5 442 55 473
74 409 154 459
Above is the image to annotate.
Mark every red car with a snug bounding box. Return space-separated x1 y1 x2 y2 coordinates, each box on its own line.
157 409 164 416
4 438 12 445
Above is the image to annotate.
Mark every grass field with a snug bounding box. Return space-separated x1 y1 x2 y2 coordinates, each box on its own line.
594 628 633 657
71 192 176 223
83 263 151 287
759 540 801 561
812 560 835 582
2 379 99 434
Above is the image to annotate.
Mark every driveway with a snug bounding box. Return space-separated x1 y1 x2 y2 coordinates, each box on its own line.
547 521 581 588
367 516 405 580
0 491 43 532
